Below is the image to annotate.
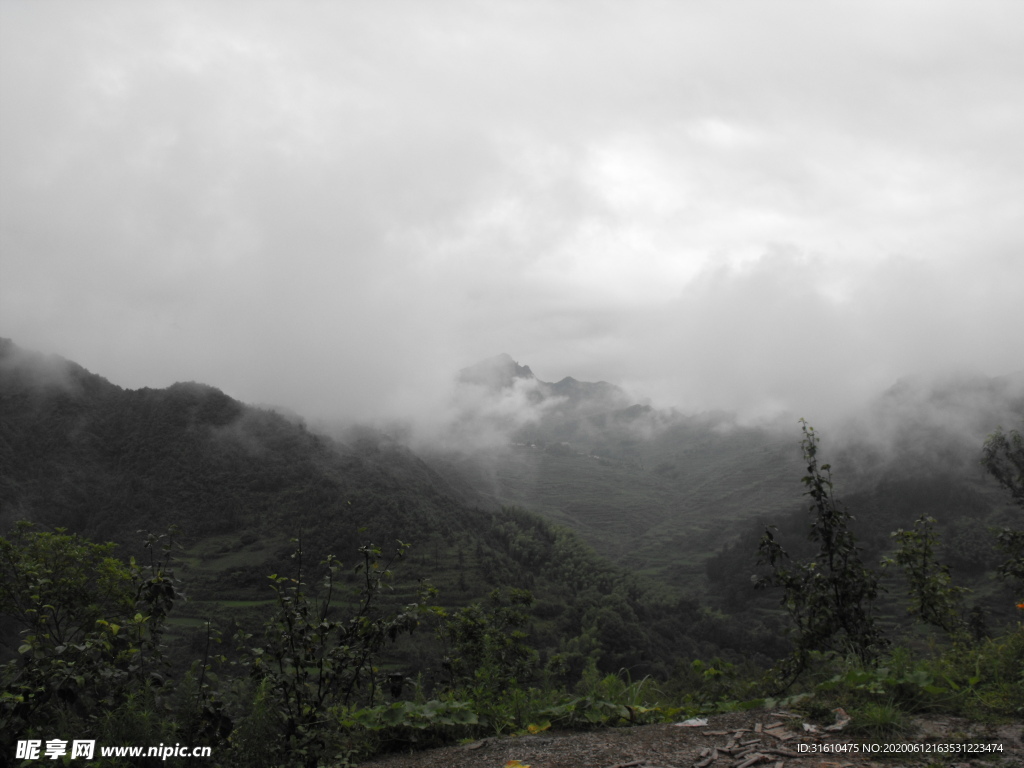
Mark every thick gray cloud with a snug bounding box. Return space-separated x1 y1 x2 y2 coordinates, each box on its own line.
2 1 1022 422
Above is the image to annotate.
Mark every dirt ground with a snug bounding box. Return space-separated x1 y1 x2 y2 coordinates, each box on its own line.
355 709 1024 768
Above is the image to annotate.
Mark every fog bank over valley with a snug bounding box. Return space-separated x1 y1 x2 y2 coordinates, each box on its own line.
2 2 1022 432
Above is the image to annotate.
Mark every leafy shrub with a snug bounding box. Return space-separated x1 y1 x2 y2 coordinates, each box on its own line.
433 586 540 731
884 515 968 637
234 540 426 767
757 422 885 685
0 524 182 756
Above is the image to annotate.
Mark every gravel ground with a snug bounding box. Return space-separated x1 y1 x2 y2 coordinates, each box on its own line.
354 710 1024 768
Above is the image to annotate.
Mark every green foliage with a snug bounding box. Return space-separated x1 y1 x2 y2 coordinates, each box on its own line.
814 653 946 714
790 626 1024 733
928 628 1024 718
0 524 182 755
431 587 543 734
0 523 136 648
576 664 657 709
336 697 480 755
345 697 479 731
757 422 886 681
224 679 279 768
845 700 912 739
0 338 837 681
4 406 1023 764
982 426 1024 590
436 587 539 697
235 539 424 768
172 621 232 747
942 517 999 577
884 515 968 637
995 528 1024 586
341 674 666 752
535 692 661 729
330 667 668 755
663 657 754 708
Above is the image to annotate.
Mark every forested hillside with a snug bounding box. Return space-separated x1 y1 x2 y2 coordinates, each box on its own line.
0 337 474 543
417 353 1024 608
2 339 1023 767
0 338 779 679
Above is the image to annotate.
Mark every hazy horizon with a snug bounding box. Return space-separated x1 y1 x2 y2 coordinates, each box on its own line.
3 2 1023 424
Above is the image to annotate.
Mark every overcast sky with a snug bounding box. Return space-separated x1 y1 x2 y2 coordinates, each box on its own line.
2 1 1022 423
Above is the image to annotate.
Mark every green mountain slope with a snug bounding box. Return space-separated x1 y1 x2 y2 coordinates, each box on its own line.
0 338 477 541
0 338 784 679
422 355 1024 607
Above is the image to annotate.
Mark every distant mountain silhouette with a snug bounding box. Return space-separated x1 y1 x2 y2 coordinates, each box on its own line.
458 353 536 389
0 337 474 541
457 353 630 414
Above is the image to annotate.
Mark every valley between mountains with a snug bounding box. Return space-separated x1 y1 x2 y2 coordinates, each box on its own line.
2 337 1022 766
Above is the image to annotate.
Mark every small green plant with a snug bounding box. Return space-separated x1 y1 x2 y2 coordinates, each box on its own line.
535 692 660 729
665 657 748 707
433 587 540 732
237 539 425 768
338 697 479 754
929 627 1024 719
225 679 280 768
577 666 657 709
884 515 968 637
848 699 912 739
981 426 1024 591
757 422 886 686
436 587 538 692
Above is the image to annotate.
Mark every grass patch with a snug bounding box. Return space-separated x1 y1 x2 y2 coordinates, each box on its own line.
847 701 913 739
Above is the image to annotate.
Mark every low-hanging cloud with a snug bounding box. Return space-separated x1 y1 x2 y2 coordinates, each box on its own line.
2 2 1022 428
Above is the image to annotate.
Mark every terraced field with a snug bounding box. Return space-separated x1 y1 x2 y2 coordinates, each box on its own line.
429 421 807 588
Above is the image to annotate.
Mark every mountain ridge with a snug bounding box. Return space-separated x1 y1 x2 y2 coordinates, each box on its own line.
4 337 1022 611
3 337 777 679
457 352 631 414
